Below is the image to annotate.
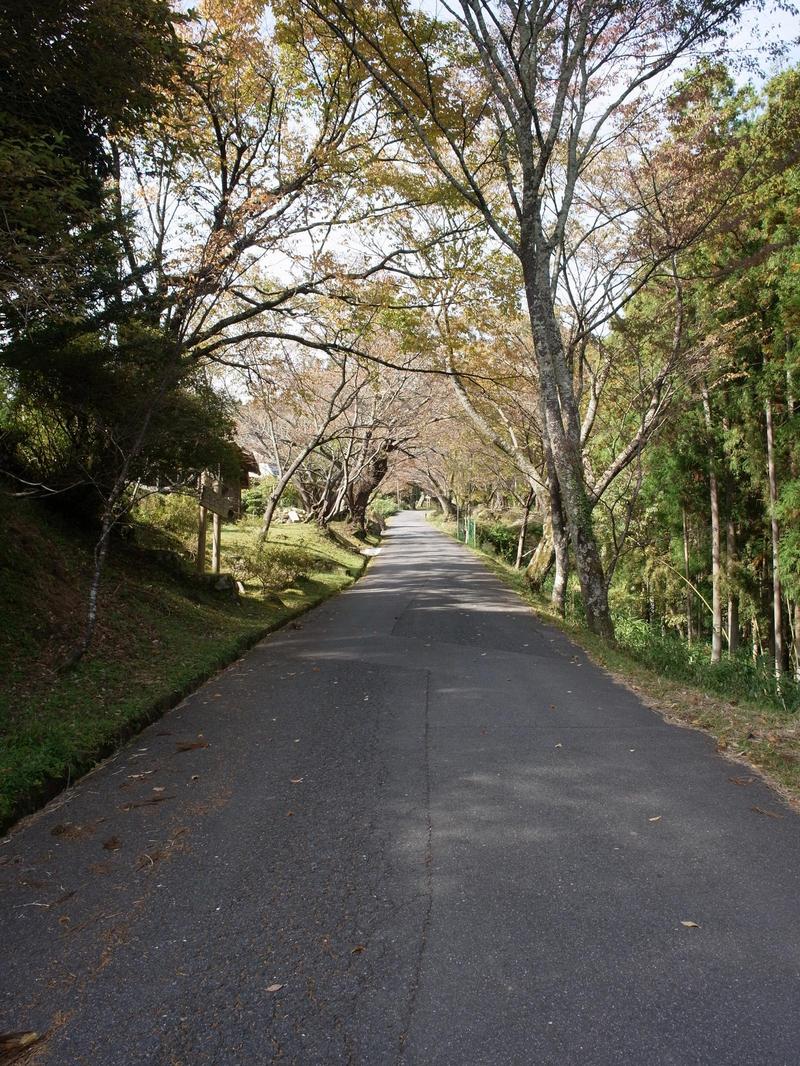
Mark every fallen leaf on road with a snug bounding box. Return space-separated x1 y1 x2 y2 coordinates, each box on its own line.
50 823 92 840
351 944 366 954
751 806 783 819
729 776 755 786
680 920 700 928
120 795 175 811
648 816 662 822
266 984 284 993
0 1031 40 1061
103 837 122 851
290 778 303 784
175 741 209 753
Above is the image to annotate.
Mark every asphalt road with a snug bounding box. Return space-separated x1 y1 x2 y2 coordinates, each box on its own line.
2 511 799 1065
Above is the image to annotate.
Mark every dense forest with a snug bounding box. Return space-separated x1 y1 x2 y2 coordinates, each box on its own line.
1 0 799 702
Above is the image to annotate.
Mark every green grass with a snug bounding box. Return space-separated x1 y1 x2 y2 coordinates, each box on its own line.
433 514 800 807
0 503 371 832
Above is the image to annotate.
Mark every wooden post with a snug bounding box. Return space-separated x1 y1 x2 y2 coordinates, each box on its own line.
211 512 221 574
197 473 207 573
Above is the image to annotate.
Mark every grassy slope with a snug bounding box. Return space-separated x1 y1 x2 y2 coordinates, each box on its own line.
0 502 371 831
432 516 800 808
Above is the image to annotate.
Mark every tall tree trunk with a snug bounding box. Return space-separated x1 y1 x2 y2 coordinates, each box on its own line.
258 440 329 546
549 474 569 615
682 507 693 646
436 494 453 519
515 486 536 569
765 398 784 678
347 446 393 534
526 517 554 590
523 250 612 639
702 387 723 663
62 510 114 670
259 463 304 545
726 519 739 656
786 371 798 679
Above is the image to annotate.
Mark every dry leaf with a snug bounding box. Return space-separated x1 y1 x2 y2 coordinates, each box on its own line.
103 836 122 852
680 920 700 928
351 944 366 954
266 984 284 993
290 777 303 784
175 741 209 753
729 776 754 786
0 1031 40 1059
648 816 662 822
120 795 175 811
751 806 783 819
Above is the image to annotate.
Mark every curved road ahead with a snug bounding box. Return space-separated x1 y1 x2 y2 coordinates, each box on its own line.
2 512 799 1065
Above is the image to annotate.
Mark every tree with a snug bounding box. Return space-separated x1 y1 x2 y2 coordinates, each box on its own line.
0 0 183 322
305 0 753 637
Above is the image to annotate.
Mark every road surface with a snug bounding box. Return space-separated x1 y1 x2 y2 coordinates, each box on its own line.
2 511 799 1065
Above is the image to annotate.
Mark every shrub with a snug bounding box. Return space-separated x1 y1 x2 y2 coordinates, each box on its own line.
369 494 400 520
241 477 301 515
135 492 198 545
476 520 517 562
613 614 800 713
230 543 317 594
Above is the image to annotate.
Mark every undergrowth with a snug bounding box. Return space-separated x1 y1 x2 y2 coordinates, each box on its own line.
0 499 370 831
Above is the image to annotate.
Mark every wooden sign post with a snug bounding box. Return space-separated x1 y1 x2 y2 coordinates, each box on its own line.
197 472 242 575
197 474 208 573
211 511 221 574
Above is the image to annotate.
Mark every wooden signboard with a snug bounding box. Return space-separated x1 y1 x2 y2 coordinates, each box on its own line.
200 480 241 521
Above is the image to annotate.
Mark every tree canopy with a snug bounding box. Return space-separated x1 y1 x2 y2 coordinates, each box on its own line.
1 0 799 675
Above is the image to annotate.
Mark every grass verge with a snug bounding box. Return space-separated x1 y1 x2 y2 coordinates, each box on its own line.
0 503 372 833
432 515 800 809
